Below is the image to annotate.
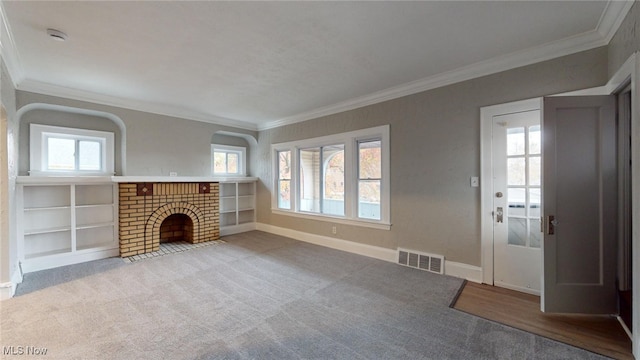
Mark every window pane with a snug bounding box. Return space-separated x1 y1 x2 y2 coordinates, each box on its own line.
227 153 238 173
213 152 227 173
359 140 381 179
359 180 380 220
47 137 75 170
299 148 320 213
508 218 527 246
529 156 541 186
278 151 291 180
507 127 525 155
530 219 542 248
507 157 526 185
529 188 541 218
323 146 344 216
507 188 526 217
78 140 101 171
529 125 541 155
278 180 291 209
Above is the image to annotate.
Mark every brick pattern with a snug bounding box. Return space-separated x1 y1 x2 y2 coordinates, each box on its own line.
118 182 219 257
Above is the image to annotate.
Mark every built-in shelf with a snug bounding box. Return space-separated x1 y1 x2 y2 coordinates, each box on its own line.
18 179 119 273
219 179 256 236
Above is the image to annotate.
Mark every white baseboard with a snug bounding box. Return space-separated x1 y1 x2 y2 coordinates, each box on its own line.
220 222 257 236
21 248 119 274
444 260 483 283
0 281 14 300
256 223 397 262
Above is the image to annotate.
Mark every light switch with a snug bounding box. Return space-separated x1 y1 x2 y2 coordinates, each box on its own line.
470 176 479 187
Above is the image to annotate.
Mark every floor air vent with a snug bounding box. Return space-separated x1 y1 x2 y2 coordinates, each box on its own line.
397 248 444 274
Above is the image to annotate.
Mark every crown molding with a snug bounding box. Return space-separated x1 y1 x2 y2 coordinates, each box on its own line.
596 0 634 43
17 79 258 131
260 0 633 131
0 1 25 87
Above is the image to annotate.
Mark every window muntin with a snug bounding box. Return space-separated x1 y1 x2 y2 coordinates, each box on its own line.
30 124 114 176
271 125 389 228
211 145 246 176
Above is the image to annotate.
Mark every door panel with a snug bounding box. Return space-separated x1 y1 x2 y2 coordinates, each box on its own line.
493 110 541 294
542 95 617 314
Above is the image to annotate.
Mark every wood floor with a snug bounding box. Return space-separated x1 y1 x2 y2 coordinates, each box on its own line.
452 282 633 360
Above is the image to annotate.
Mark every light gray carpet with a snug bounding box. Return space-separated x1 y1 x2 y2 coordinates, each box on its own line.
1 231 607 359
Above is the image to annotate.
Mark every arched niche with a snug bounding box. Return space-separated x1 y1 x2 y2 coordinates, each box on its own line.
211 130 257 176
16 103 127 175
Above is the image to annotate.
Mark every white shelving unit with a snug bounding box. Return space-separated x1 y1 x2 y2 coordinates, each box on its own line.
219 179 257 236
17 177 118 273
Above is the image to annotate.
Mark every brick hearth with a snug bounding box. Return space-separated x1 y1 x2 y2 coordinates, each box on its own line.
118 182 219 257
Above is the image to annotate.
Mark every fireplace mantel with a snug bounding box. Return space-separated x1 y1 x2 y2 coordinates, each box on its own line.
17 175 258 184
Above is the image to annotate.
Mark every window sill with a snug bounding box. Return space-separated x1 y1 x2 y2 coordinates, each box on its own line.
271 209 391 230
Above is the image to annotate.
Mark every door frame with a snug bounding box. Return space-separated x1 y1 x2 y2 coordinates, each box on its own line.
480 97 542 286
480 52 640 358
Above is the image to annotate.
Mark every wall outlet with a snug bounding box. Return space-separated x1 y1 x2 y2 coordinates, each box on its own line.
169 172 178 177
332 226 337 235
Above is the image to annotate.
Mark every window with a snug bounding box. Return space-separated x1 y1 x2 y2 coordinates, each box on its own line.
30 124 115 176
211 145 246 176
271 125 390 229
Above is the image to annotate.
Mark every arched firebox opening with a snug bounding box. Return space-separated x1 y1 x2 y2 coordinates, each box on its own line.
159 214 194 243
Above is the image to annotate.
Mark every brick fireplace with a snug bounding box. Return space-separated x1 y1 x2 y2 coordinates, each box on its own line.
118 182 219 257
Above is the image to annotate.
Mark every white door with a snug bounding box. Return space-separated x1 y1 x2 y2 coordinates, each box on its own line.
492 110 542 295
542 95 617 314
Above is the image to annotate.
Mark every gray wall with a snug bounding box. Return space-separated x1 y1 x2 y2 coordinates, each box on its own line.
16 91 258 177
256 47 609 266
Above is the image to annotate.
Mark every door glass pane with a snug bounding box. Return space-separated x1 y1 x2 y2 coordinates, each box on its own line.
47 137 75 170
507 127 525 155
78 140 101 171
358 180 380 220
529 156 541 186
508 188 526 216
508 218 527 246
529 188 541 218
530 218 542 248
508 158 526 185
529 125 541 154
299 148 320 213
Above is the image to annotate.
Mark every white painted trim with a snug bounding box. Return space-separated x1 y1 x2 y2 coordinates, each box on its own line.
0 281 13 300
0 1 25 87
17 79 259 131
480 98 542 286
444 261 483 284
259 30 610 131
21 248 119 274
596 1 635 44
220 222 256 236
17 103 128 175
628 52 640 359
617 315 633 340
256 222 396 263
271 209 391 230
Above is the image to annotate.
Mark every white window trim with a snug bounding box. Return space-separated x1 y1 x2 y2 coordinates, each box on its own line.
271 125 390 230
29 123 115 176
211 144 247 176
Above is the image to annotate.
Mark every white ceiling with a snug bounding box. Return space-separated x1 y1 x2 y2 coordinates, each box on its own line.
0 1 633 130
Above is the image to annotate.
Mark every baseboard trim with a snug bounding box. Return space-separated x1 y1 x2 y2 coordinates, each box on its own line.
220 222 257 236
494 280 540 296
256 223 396 262
444 261 483 283
21 248 119 274
0 281 13 300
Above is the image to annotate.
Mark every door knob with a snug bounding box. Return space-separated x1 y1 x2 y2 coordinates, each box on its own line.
496 192 503 198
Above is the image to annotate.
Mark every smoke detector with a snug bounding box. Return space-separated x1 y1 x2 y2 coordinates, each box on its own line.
46 28 68 42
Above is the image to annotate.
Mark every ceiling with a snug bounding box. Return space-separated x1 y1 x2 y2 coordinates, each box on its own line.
0 1 633 130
